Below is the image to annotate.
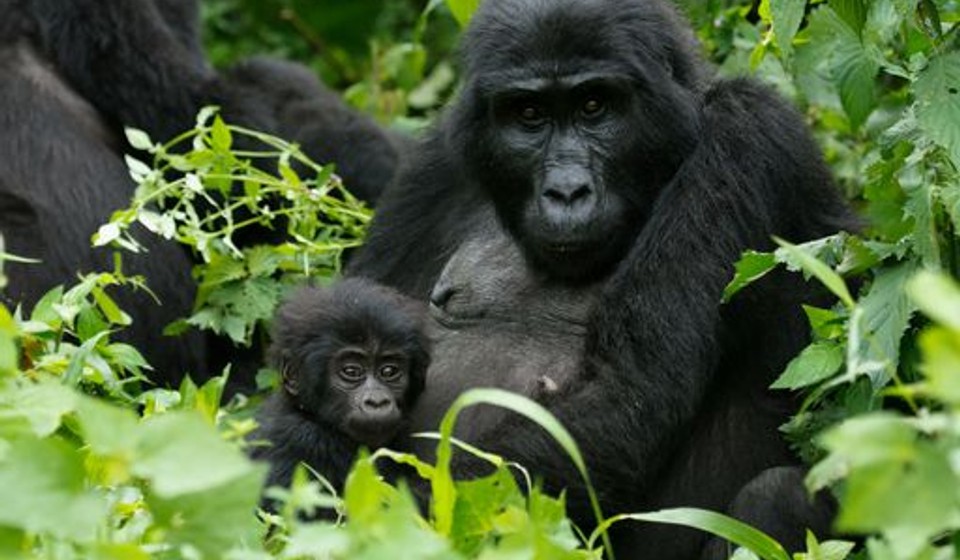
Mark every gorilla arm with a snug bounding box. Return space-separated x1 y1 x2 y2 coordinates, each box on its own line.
28 0 214 142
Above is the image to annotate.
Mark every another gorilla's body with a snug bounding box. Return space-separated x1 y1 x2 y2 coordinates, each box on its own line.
349 0 856 557
0 1 405 385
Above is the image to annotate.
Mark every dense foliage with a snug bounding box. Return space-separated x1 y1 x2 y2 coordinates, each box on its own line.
0 0 959 558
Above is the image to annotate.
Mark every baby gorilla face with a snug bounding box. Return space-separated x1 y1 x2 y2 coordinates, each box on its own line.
328 345 411 448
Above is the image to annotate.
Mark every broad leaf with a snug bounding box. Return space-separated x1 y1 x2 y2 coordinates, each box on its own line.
772 341 845 390
915 52 960 166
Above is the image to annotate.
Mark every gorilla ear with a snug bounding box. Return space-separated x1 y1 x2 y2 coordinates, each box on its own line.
280 360 299 396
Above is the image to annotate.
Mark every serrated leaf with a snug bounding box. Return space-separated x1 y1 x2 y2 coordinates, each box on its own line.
915 52 960 166
772 341 845 390
903 179 939 267
856 262 917 388
775 238 855 308
723 251 778 302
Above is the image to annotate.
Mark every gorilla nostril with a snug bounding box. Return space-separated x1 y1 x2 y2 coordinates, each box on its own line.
364 396 390 409
430 284 456 309
543 184 592 205
569 185 591 203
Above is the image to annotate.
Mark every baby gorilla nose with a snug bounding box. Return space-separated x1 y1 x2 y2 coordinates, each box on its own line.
362 393 392 411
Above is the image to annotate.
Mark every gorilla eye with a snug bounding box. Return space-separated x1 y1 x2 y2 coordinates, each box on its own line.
379 365 402 381
339 364 364 381
581 97 605 118
517 104 546 127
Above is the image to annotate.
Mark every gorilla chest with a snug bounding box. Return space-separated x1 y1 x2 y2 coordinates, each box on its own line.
408 222 600 442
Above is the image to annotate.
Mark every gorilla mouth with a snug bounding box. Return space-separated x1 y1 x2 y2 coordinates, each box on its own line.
546 243 585 254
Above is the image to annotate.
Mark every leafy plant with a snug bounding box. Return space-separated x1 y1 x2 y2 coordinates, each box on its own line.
95 108 371 347
715 0 960 558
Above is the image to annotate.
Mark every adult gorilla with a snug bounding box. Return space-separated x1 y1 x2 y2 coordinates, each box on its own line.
348 0 856 557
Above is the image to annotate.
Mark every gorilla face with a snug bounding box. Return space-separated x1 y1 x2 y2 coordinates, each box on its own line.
455 0 703 281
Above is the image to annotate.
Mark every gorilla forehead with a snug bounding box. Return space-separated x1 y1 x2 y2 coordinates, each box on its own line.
463 0 698 90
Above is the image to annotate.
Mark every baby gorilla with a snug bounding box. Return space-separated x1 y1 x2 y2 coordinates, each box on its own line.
250 278 430 499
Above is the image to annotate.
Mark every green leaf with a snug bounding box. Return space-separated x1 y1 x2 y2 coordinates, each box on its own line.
809 6 878 129
124 127 154 151
723 251 778 302
803 305 845 340
133 412 260 497
916 327 960 404
0 381 78 438
834 39 878 129
75 395 139 457
856 262 918 388
0 437 107 541
772 341 845 390
445 0 480 27
903 176 939 268
838 444 956 548
433 389 608 551
595 509 790 560
816 413 916 468
775 238 855 308
147 468 265 557
210 115 233 152
768 0 807 58
906 269 960 330
92 286 132 326
830 0 868 35
29 285 64 325
450 466 525 555
915 52 960 166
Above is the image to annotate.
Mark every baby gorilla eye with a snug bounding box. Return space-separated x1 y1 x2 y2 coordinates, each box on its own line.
339 364 364 381
379 364 402 381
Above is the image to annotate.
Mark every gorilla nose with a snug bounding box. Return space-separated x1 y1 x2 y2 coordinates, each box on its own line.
363 395 392 410
542 183 592 206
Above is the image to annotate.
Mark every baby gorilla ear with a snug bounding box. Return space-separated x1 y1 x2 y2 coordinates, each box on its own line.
279 358 299 396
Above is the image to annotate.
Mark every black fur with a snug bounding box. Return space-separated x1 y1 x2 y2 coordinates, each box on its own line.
348 0 857 557
251 278 429 496
0 4 207 382
0 0 407 386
